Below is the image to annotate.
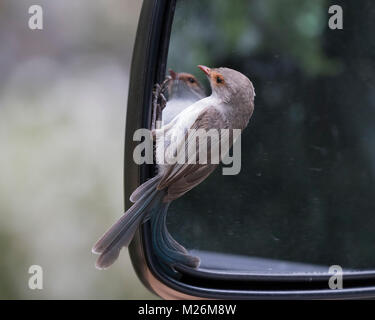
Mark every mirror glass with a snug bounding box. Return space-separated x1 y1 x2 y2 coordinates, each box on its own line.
165 0 375 273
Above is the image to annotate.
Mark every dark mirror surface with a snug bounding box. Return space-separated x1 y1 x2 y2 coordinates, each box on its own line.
165 0 375 272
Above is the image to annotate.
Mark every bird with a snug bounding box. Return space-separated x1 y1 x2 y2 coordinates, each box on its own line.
162 69 206 125
92 65 255 272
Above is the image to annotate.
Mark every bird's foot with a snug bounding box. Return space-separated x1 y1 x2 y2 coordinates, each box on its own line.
152 76 172 130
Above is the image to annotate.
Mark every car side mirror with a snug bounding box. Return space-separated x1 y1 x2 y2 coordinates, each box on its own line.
126 0 375 299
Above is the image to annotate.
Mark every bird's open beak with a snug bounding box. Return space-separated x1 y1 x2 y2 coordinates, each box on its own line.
198 65 211 76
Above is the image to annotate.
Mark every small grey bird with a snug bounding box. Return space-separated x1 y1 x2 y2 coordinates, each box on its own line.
162 69 206 125
92 65 255 271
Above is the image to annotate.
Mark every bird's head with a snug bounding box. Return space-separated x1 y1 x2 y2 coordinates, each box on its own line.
198 65 255 105
168 69 205 101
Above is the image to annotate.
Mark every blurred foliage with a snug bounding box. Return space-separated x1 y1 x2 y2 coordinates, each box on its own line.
168 0 375 270
169 0 339 79
0 0 156 299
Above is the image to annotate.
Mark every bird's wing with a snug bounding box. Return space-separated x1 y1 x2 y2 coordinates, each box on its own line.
157 106 230 202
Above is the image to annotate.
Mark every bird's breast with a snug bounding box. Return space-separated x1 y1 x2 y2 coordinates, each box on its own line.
155 96 221 168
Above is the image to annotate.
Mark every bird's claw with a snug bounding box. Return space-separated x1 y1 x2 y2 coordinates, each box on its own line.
152 76 172 130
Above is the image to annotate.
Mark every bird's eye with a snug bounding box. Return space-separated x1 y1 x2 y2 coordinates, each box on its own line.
216 76 223 84
188 77 195 83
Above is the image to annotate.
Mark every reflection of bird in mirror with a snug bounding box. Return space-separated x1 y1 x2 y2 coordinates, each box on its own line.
162 69 206 125
93 65 255 273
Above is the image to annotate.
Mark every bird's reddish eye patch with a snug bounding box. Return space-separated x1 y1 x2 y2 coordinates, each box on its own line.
211 72 225 85
179 73 199 86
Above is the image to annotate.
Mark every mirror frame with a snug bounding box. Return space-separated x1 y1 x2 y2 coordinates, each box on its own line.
125 0 375 299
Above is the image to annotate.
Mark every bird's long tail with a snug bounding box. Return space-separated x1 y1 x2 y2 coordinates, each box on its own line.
92 176 161 269
92 175 200 270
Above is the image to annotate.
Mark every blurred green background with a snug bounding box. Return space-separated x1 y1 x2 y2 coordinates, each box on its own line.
0 0 156 299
